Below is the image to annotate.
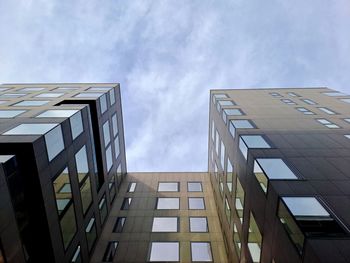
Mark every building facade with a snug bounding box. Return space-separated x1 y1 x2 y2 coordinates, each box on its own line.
209 88 350 263
0 83 127 263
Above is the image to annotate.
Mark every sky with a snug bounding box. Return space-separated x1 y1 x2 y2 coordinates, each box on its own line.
1 0 350 172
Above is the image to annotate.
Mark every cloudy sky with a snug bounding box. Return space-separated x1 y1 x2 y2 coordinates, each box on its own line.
1 0 350 171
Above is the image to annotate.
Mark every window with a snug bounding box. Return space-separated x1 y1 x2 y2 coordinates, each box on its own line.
287 92 301 97
211 121 215 142
323 92 348 97
226 158 233 192
229 119 255 138
19 87 45 92
121 198 132 210
45 125 65 161
248 213 262 263
239 135 271 160
80 177 92 214
35 92 64 98
113 217 126 232
281 99 296 105
109 89 116 105
189 217 208 232
316 119 340 129
225 198 231 223
53 168 77 249
301 99 317 105
36 109 79 118
0 87 10 91
278 197 345 254
345 135 350 139
70 112 83 140
13 100 50 106
109 175 116 201
222 109 243 124
156 198 179 210
75 146 89 182
254 158 298 193
56 87 80 91
3 123 57 135
74 92 103 98
188 197 205 210
269 92 282 98
99 196 107 224
149 242 179 262
100 94 107 113
158 182 179 192
85 217 97 252
340 98 350 104
103 120 111 147
215 130 219 155
71 245 81 262
0 110 26 118
106 146 113 172
345 119 350 124
212 93 228 104
235 177 245 224
88 87 112 92
114 136 120 159
220 141 225 169
187 182 202 192
103 241 118 262
296 107 314 115
0 93 27 98
112 114 118 136
127 182 137 192
152 217 178 232
318 107 336 115
191 242 213 262
218 100 235 107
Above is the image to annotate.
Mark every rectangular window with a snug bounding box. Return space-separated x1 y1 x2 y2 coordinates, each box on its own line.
287 92 301 97
212 93 228 104
71 245 81 262
211 120 215 142
226 159 233 193
127 182 137 192
239 135 271 160
316 119 340 129
281 99 296 105
269 92 282 98
296 107 315 115
103 241 118 262
156 198 179 210
152 217 178 232
100 94 108 113
113 217 126 232
222 108 243 124
220 141 225 169
112 114 118 136
301 98 317 105
19 87 45 92
340 98 350 104
187 182 202 192
189 217 208 232
35 92 64 98
75 146 89 183
70 112 83 140
3 123 57 135
103 120 111 147
114 136 120 159
13 100 50 106
0 110 26 118
0 93 27 98
318 107 336 115
121 198 132 210
323 92 348 97
45 125 65 161
75 92 104 98
99 196 108 225
106 145 113 172
215 130 219 155
109 89 116 105
248 213 262 263
149 242 179 262
158 182 179 192
109 175 116 201
85 217 97 252
80 177 92 214
88 86 113 92
235 177 245 224
225 198 231 223
188 197 205 210
191 242 213 262
229 119 255 138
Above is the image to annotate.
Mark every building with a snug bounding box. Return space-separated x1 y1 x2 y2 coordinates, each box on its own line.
1 84 350 263
209 88 350 263
0 83 127 262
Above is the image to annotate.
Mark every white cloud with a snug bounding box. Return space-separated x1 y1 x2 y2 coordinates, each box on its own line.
1 0 350 171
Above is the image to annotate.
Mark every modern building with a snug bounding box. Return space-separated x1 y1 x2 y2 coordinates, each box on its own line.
0 83 127 263
209 88 350 263
1 84 350 263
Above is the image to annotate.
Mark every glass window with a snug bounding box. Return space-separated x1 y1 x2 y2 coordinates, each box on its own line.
283 197 330 217
188 182 202 192
0 87 10 91
189 217 208 232
112 114 118 136
88 87 112 92
85 217 97 252
121 198 132 210
99 196 108 224
239 135 271 160
114 136 120 159
218 100 235 107
56 87 80 91
149 242 179 262
269 92 282 98
323 92 348 97
344 119 350 124
0 110 26 118
301 99 317 105
318 107 336 115
288 92 301 97
13 100 50 106
233 223 241 258
0 93 27 98
281 99 296 105
113 217 126 232
71 245 81 262
296 107 314 115
191 242 213 262
70 112 83 140
345 135 350 139
223 108 242 115
158 182 179 192
225 198 231 223
229 119 255 138
212 93 228 104
127 182 137 192
156 198 179 210
152 217 178 232
45 125 64 161
36 109 79 118
100 94 107 113
53 168 77 249
103 241 118 262
248 213 262 263
211 121 215 142
316 119 340 129
75 146 89 183
80 177 92 214
19 87 45 92
340 98 350 104
109 89 116 105
3 123 58 135
188 197 205 210
215 130 219 155
220 141 225 169
103 120 111 147
74 92 103 98
226 158 233 193
109 174 116 201
254 158 298 193
35 92 64 98
235 177 245 224
106 146 113 172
